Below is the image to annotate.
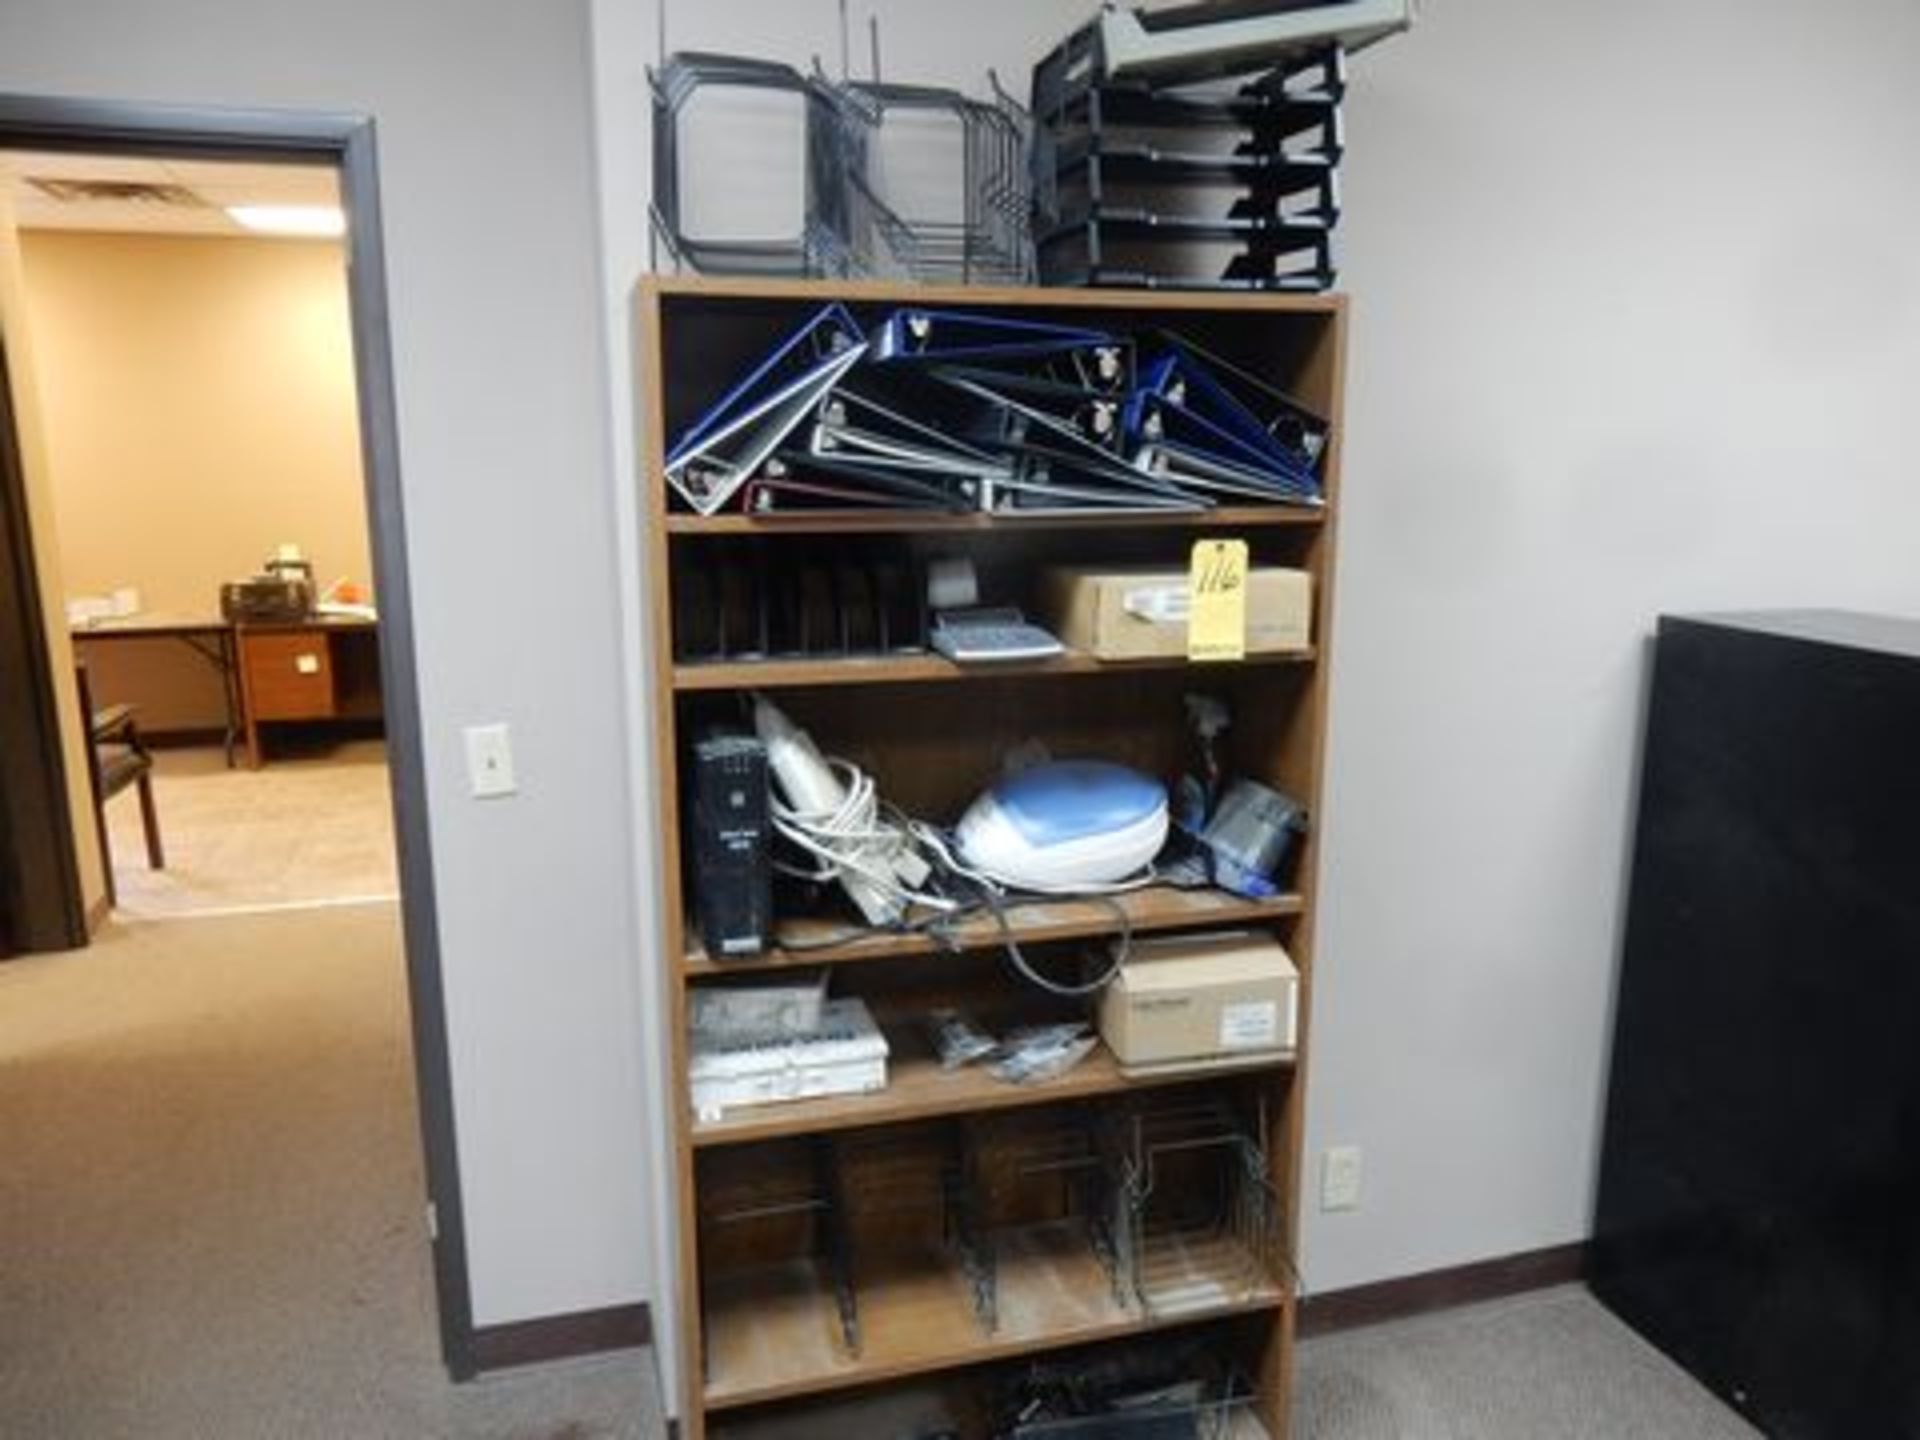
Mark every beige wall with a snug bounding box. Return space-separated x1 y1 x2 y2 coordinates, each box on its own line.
21 230 369 729
0 191 107 918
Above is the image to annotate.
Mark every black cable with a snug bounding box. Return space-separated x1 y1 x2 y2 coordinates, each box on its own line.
984 889 1133 998
768 884 1135 998
771 904 958 953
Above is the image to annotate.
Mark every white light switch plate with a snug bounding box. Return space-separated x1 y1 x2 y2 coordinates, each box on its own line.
1321 1145 1363 1212
464 723 517 798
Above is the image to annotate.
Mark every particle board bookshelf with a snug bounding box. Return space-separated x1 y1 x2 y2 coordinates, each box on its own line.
638 274 1347 1440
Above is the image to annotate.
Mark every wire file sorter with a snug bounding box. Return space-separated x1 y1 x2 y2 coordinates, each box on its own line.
650 53 861 279
823 74 1035 285
695 1092 1293 1402
968 1106 1125 1336
1108 1094 1290 1317
651 51 1038 284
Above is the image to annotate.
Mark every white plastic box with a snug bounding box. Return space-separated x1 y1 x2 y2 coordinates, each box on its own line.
689 996 888 1120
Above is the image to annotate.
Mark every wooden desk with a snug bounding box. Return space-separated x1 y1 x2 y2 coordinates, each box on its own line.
70 612 244 766
233 617 382 768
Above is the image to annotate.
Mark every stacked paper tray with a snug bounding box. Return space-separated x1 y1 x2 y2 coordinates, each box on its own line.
690 996 890 1120
1030 22 1350 291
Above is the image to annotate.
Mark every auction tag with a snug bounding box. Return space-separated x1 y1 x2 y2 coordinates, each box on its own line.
1188 538 1249 662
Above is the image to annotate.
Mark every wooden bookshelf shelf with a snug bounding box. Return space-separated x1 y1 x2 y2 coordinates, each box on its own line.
693 1035 1292 1148
647 270 1343 312
663 504 1326 537
704 1236 1288 1410
672 646 1314 692
684 885 1306 973
641 276 1348 1439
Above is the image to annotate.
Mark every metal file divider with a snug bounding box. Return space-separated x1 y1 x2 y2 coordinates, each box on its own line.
651 51 1039 284
695 1136 860 1374
1108 1094 1291 1317
819 72 1036 285
966 1104 1128 1334
649 53 864 279
695 1092 1292 1383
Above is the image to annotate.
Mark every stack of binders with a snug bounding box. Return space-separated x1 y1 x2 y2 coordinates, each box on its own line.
1028 1 1412 291
664 304 1330 518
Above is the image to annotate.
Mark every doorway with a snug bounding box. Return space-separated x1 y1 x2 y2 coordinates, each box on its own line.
0 97 475 1378
16 151 394 916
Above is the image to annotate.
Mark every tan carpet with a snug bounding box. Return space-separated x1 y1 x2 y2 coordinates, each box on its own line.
5 902 1743 1438
103 741 399 919
0 904 664 1439
1295 1285 1759 1438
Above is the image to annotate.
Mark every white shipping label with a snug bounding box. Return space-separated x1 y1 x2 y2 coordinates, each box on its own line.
1122 583 1190 625
1219 1000 1280 1049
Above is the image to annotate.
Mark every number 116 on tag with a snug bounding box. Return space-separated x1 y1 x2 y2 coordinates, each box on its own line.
1188 538 1249 663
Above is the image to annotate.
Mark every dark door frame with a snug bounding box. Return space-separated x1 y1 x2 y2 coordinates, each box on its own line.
0 334 87 952
0 92 477 1378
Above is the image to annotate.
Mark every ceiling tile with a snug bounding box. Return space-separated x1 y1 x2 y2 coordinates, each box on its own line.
5 149 339 236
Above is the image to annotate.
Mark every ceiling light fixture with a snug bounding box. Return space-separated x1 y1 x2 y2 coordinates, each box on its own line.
225 204 345 237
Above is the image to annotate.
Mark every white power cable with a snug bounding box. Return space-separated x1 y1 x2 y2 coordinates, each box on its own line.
752 694 1139 994
766 764 1139 995
768 756 958 914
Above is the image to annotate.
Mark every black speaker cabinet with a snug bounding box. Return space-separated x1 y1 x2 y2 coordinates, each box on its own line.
1593 611 1920 1439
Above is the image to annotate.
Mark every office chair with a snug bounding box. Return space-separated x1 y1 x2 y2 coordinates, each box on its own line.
75 662 164 906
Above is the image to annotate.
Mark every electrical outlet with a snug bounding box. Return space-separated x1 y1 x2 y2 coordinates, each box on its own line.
1321 1145 1363 1212
464 723 517 798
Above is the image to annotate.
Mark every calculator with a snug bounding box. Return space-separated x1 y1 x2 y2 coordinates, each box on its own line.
931 607 1066 663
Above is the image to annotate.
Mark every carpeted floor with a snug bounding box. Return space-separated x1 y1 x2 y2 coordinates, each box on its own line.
0 903 664 1439
0 904 1752 1439
714 1284 1756 1438
1295 1284 1759 1439
103 740 398 919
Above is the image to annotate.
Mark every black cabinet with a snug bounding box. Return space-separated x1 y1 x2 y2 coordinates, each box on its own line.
1594 611 1920 1439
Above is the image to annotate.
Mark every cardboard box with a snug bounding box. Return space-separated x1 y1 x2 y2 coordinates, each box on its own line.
1097 931 1298 1075
1039 564 1312 661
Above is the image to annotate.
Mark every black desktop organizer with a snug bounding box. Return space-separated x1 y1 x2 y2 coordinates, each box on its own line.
1031 29 1345 292
670 539 929 664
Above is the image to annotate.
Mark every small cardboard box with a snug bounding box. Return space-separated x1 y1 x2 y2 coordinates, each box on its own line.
1098 931 1299 1075
1038 564 1312 661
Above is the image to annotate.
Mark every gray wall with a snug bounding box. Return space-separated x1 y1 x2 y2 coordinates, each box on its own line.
1306 0 1920 1289
0 0 655 1328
